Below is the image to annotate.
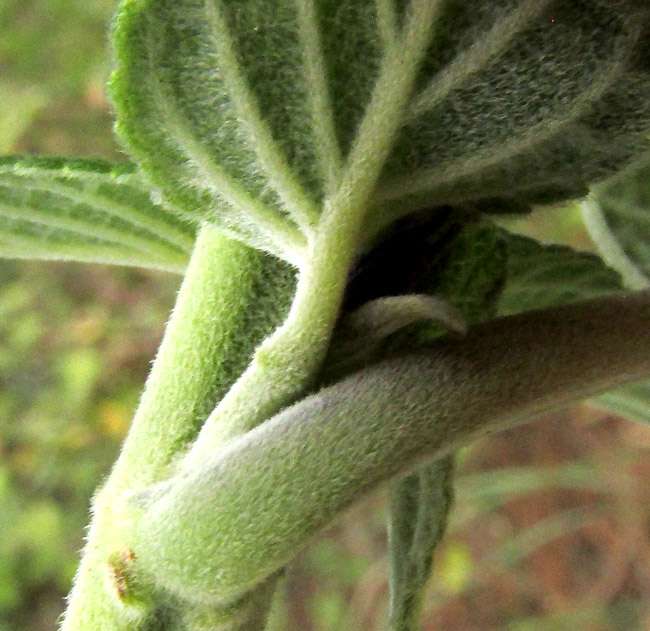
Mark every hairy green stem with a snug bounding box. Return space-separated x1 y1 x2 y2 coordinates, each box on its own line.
182 0 443 458
112 224 279 487
131 291 650 605
182 205 364 461
62 225 291 630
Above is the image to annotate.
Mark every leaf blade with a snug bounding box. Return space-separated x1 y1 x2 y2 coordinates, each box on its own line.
498 232 624 316
379 1 650 210
111 0 650 257
0 156 196 272
204 0 320 231
388 458 454 631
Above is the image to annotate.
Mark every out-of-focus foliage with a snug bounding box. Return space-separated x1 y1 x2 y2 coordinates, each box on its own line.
0 261 177 630
0 2 178 629
0 0 121 158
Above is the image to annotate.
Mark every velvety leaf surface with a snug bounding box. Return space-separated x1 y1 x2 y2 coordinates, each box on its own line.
0 156 196 273
498 232 624 316
110 0 650 259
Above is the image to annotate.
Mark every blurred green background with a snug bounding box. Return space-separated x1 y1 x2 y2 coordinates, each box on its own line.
3 2 650 630
0 2 179 628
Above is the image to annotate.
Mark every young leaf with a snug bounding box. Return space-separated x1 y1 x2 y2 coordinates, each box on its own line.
583 155 650 290
324 294 467 380
343 295 467 342
0 156 196 273
110 0 650 260
498 231 624 316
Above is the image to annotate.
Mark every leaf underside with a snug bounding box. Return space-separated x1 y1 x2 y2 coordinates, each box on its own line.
111 0 650 259
497 231 624 316
0 156 196 273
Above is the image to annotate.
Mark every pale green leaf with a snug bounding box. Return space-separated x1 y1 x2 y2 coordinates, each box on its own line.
110 0 650 259
584 154 650 290
498 232 624 316
0 156 196 273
